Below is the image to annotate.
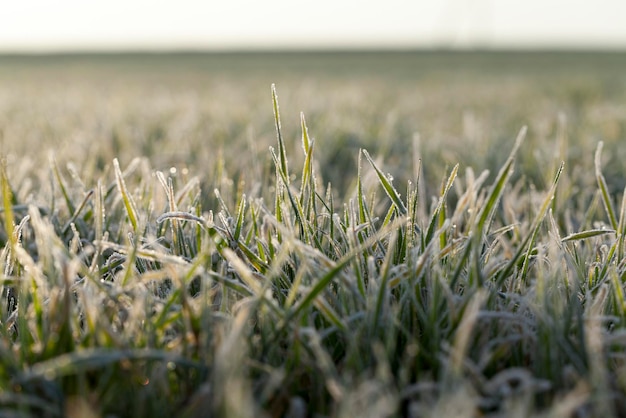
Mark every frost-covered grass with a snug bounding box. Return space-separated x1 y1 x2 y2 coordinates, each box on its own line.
1 52 626 417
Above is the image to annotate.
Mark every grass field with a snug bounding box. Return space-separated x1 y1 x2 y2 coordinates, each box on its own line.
1 51 626 417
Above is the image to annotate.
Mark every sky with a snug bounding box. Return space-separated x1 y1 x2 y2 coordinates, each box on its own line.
2 0 626 52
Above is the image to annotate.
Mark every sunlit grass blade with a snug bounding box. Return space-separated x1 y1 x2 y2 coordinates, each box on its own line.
474 126 526 235
233 194 246 242
424 164 458 248
50 155 76 216
468 128 525 286
495 161 564 286
300 136 315 203
595 141 618 230
617 186 626 261
313 296 347 332
519 161 565 280
300 111 310 156
1 162 16 250
271 84 289 184
61 189 94 234
97 241 190 266
363 149 407 216
289 242 362 320
561 229 616 242
356 151 368 225
270 147 308 240
156 171 184 254
113 158 139 232
222 247 262 296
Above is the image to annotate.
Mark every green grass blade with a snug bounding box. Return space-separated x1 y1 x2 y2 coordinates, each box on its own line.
474 127 526 235
300 111 310 156
271 84 289 184
617 186 626 261
61 189 94 234
595 141 618 230
363 149 407 216
424 164 458 248
270 147 308 240
233 194 246 242
300 137 315 203
113 158 139 232
561 229 616 242
1 162 15 250
495 161 565 286
18 349 207 382
50 155 76 216
518 161 565 281
357 150 368 225
372 230 397 332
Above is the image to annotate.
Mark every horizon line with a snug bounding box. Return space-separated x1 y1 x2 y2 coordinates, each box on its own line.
2 45 626 56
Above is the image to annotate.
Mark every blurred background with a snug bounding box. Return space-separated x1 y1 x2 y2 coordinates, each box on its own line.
1 0 626 205
2 0 626 51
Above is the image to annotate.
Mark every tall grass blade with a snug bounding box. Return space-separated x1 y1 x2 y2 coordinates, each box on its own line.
424 164 458 248
617 186 626 261
363 149 407 216
50 155 76 216
271 84 289 184
495 161 565 286
475 126 526 235
270 147 307 239
233 194 246 242
561 229 615 242
595 141 618 230
113 158 139 232
1 162 15 249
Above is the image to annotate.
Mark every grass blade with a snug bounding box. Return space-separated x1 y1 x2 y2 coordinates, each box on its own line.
363 149 407 216
474 126 526 235
595 141 618 230
271 84 289 184
561 229 616 242
424 164 458 248
113 158 139 232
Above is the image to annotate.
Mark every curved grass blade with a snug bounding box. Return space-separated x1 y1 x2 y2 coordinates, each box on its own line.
469 127 525 286
271 84 289 184
474 127 526 236
300 111 310 156
233 194 246 242
617 186 626 261
1 162 15 249
18 349 207 382
372 230 397 332
356 150 367 225
363 149 407 216
113 158 139 232
61 189 94 234
50 155 76 216
595 141 618 230
561 229 616 243
495 161 565 286
270 147 308 240
424 164 458 248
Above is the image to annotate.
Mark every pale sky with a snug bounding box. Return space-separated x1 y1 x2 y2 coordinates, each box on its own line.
2 0 626 52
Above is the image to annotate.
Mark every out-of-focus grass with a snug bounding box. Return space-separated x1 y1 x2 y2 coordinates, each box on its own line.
1 51 625 199
0 51 626 417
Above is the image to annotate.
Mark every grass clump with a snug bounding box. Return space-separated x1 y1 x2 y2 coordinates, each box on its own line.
1 81 626 418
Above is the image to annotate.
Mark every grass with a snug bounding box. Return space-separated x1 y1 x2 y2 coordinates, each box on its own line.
1 51 626 417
